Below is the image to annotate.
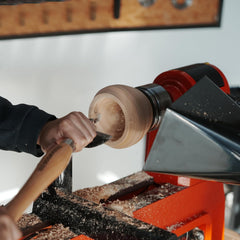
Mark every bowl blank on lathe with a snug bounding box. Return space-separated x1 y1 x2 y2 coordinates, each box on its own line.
89 85 153 149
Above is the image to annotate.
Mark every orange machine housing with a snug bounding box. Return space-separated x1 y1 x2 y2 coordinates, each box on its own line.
133 174 225 239
133 64 228 240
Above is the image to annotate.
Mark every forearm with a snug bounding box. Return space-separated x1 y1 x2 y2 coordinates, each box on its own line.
0 97 56 156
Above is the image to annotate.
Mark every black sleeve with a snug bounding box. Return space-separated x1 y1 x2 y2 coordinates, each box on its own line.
0 96 56 157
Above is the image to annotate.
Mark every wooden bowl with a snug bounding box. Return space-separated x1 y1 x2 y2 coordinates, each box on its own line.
88 85 153 149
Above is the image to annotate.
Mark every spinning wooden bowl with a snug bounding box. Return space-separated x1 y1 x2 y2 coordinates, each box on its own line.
88 84 153 149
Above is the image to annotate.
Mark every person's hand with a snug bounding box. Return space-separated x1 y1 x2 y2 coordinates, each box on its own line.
38 112 97 152
0 206 22 240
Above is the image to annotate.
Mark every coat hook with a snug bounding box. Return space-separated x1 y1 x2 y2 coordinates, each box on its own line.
42 9 49 24
66 6 73 22
19 11 25 26
90 1 97 20
171 0 193 10
138 0 156 7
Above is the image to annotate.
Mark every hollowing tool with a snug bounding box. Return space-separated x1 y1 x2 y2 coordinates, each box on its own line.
6 131 110 222
86 131 111 148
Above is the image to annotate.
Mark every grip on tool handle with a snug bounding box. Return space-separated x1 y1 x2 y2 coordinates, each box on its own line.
6 139 74 222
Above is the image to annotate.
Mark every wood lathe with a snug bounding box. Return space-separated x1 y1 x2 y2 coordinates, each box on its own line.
13 63 240 239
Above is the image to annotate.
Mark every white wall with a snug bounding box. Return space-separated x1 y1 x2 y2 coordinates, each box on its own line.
0 0 239 207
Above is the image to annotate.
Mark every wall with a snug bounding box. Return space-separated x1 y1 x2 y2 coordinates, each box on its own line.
0 0 239 207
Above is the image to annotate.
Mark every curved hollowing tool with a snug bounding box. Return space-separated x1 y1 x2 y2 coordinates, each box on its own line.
6 132 110 222
6 139 74 222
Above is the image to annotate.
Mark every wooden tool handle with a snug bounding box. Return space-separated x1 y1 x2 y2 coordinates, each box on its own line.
6 139 74 222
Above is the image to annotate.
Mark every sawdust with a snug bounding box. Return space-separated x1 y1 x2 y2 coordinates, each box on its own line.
166 222 185 232
32 224 77 240
107 183 185 217
56 187 159 233
74 171 185 218
31 172 178 239
17 213 77 239
17 213 42 229
74 171 154 204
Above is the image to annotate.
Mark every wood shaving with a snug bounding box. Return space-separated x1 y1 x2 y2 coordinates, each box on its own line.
74 171 154 204
107 183 185 217
17 213 42 229
32 224 77 240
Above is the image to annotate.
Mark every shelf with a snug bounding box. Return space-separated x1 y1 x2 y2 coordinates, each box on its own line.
0 0 223 39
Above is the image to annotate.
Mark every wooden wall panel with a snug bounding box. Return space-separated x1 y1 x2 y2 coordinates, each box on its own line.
0 0 223 39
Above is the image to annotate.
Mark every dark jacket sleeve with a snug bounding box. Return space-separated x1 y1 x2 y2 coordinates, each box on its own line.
0 96 56 157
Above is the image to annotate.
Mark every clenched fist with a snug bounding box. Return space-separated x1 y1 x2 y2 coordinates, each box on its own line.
38 112 96 152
